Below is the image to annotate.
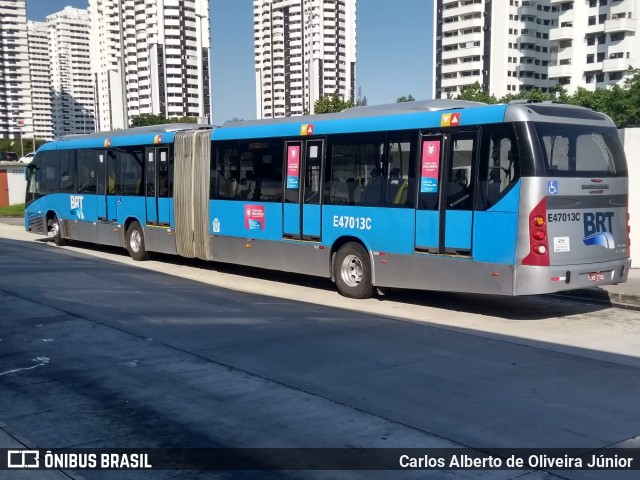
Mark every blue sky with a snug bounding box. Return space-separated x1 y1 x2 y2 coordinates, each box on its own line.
26 0 434 124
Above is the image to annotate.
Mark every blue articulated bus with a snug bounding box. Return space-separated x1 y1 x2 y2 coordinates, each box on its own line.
25 100 631 298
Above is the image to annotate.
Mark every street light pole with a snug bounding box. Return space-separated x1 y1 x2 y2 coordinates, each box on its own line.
18 119 24 158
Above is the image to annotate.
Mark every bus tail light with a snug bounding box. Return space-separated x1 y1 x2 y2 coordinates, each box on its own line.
628 211 631 248
522 198 550 266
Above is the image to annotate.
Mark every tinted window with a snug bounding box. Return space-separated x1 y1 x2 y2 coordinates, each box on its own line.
77 149 97 194
213 140 283 202
326 133 385 206
212 142 238 199
60 150 75 193
117 147 143 195
386 132 417 208
446 132 476 211
41 151 61 195
476 124 520 211
534 123 627 177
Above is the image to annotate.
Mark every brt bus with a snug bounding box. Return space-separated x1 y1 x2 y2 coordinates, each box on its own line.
25 100 631 298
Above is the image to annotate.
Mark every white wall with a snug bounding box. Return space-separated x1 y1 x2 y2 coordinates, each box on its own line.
620 128 639 268
0 164 27 206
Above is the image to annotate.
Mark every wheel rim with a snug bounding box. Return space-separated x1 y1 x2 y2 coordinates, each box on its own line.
129 230 142 253
340 254 364 288
48 220 59 238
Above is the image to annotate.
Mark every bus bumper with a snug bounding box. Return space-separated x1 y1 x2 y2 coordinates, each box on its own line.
514 258 632 295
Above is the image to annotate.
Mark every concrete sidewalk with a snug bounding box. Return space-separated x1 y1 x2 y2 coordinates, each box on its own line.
1 215 638 309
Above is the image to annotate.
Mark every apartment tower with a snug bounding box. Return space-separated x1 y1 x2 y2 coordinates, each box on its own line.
47 7 96 138
0 0 33 139
435 0 558 98
26 21 53 140
253 0 357 118
90 0 212 131
549 0 638 93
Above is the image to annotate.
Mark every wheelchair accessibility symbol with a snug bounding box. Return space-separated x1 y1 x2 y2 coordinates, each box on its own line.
547 180 559 196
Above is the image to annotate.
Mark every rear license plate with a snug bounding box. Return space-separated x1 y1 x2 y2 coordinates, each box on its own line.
587 272 605 282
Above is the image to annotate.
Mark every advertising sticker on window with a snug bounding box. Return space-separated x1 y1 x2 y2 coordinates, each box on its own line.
244 204 265 230
421 140 441 193
286 145 300 189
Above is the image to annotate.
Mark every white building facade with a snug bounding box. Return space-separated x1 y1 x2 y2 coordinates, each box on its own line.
47 7 96 138
549 0 638 93
253 0 357 118
435 0 558 99
27 21 53 140
0 0 33 140
90 0 212 131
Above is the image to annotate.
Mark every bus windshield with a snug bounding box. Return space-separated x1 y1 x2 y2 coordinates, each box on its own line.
534 123 627 177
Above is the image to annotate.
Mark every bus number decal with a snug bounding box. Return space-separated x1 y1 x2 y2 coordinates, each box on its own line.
547 212 580 223
333 215 372 231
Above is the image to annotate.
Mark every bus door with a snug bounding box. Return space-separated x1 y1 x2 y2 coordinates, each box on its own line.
97 149 117 222
145 146 171 226
283 139 324 241
415 131 476 255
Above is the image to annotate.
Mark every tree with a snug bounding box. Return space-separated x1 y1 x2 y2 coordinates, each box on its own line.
314 92 355 114
455 82 498 104
396 94 415 103
499 89 550 103
130 114 197 127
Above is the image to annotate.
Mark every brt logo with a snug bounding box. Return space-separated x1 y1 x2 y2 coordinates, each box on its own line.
583 212 615 250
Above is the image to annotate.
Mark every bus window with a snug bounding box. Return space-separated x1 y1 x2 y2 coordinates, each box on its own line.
446 133 476 210
213 142 239 199
77 149 97 194
160 147 172 198
385 132 416 207
117 147 144 196
476 124 520 210
236 140 283 202
60 150 76 193
106 150 117 195
534 123 627 177
326 133 384 206
41 151 61 195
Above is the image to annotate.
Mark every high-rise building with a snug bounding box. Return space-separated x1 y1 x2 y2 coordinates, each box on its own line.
549 0 638 93
90 0 212 131
0 0 33 140
47 7 96 138
434 0 558 99
27 21 53 140
253 0 357 118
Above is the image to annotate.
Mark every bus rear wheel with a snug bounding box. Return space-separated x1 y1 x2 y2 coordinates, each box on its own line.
126 222 151 261
47 215 66 246
334 242 374 299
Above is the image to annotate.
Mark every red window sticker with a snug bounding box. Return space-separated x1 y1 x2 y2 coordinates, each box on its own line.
244 205 265 231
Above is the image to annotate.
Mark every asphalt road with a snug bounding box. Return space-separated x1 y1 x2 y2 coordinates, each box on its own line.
1 227 640 480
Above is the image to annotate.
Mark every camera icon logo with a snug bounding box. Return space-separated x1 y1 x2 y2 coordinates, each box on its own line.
7 450 39 468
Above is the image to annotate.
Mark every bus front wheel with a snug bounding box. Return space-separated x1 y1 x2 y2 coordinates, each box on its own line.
47 215 66 246
334 242 374 299
126 222 151 261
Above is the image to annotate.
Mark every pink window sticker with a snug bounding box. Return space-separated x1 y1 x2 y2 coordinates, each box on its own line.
286 145 300 189
244 204 265 230
421 140 441 193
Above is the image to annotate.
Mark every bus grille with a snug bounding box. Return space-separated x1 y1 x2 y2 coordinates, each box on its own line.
28 214 45 235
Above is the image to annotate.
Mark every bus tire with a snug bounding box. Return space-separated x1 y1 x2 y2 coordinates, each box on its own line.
47 215 66 246
126 222 151 261
334 242 374 299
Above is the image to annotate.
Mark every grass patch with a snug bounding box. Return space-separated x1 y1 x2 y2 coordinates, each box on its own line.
0 203 24 217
